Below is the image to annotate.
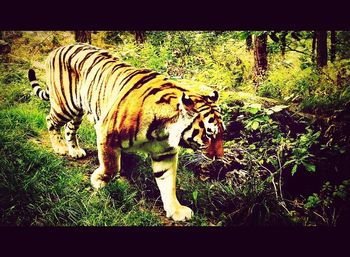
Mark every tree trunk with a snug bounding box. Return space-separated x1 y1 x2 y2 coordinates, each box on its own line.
330 31 336 63
253 33 268 88
246 34 253 51
74 31 91 44
0 32 11 62
312 31 316 63
134 31 146 44
280 31 287 58
316 31 328 67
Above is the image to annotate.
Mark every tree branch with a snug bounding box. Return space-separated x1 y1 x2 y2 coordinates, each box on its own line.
286 45 311 56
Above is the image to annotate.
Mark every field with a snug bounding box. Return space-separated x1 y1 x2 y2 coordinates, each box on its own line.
1 31 349 226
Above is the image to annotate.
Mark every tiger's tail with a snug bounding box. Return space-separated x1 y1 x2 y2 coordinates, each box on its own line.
28 69 50 101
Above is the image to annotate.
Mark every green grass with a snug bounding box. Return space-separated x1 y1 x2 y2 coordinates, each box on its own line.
0 60 295 227
0 104 164 226
3 31 350 227
0 50 298 227
0 91 211 226
1 98 289 226
0 63 166 226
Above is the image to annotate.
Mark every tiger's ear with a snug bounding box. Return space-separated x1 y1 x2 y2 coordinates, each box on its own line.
208 90 219 102
181 92 194 109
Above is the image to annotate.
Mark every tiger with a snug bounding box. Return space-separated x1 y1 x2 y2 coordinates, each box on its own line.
28 43 225 221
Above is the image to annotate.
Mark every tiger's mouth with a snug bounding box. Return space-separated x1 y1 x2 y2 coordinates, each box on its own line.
190 143 223 161
204 134 224 160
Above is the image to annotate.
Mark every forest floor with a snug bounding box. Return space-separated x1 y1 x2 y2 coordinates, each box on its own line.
2 59 349 226
1 33 350 226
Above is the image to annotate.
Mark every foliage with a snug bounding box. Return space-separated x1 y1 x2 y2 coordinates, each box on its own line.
226 101 320 178
104 31 124 45
337 31 350 60
284 129 320 175
303 180 350 226
1 31 350 226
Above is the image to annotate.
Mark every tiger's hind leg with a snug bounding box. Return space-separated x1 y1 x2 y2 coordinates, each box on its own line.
64 113 87 159
46 113 69 155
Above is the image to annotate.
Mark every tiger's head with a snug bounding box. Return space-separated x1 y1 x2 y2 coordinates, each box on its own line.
178 90 225 160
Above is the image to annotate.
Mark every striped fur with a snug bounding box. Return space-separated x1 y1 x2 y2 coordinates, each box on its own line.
28 69 50 101
28 43 225 221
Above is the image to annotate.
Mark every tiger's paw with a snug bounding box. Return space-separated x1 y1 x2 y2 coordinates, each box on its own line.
69 147 87 159
90 169 107 189
90 168 113 189
166 205 194 221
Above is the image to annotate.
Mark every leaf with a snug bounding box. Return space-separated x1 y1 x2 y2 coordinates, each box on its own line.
299 135 308 144
192 190 198 202
254 117 267 123
265 109 273 115
303 162 316 172
248 108 259 114
249 144 256 150
305 194 320 209
251 121 260 130
313 131 321 139
245 121 253 129
291 164 298 175
246 103 262 115
249 103 262 109
269 105 289 113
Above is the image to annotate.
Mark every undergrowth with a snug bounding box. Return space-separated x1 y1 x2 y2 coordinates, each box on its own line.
1 31 349 226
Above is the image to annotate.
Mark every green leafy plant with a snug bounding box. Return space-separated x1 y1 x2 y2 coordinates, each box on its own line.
304 193 321 209
284 128 320 175
303 180 350 226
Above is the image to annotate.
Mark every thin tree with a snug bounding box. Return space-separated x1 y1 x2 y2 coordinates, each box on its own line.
74 31 91 44
134 31 146 44
280 31 288 58
330 31 336 63
0 31 11 61
312 31 317 63
253 33 268 88
316 31 328 67
246 33 253 51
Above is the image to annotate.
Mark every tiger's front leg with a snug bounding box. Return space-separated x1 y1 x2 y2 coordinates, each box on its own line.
151 151 193 221
91 129 121 189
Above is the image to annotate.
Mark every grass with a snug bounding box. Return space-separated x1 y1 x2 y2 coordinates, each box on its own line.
0 60 165 226
0 85 285 226
0 105 163 226
0 71 207 226
1 48 305 226
0 34 305 227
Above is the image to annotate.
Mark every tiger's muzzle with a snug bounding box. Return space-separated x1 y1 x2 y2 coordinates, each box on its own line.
204 132 224 160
